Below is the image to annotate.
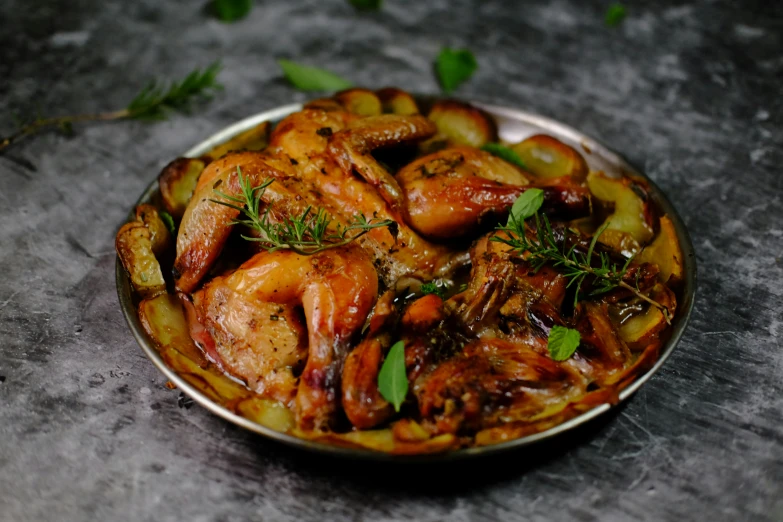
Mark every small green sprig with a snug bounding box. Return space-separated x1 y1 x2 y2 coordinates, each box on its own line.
211 166 395 255
1 62 223 152
492 207 671 323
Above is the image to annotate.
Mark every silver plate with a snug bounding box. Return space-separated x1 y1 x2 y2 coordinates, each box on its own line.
116 99 697 461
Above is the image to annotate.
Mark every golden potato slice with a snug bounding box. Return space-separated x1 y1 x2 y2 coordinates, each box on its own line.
511 134 588 181
637 216 684 283
587 171 654 247
138 293 207 367
376 87 419 115
134 204 172 256
158 157 206 219
203 121 271 162
619 285 677 350
426 100 498 148
116 222 166 299
334 88 383 116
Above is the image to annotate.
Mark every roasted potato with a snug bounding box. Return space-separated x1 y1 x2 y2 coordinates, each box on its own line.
203 121 271 162
426 100 498 148
134 204 172 256
511 134 588 181
376 88 419 115
158 157 206 219
116 222 166 299
303 97 345 112
619 284 677 350
587 171 654 251
637 216 684 283
335 88 383 116
138 293 207 368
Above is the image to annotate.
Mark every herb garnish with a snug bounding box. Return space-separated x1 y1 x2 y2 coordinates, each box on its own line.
435 48 478 93
159 211 177 236
0 62 222 152
349 0 382 10
547 326 581 361
481 143 527 170
211 0 253 22
378 341 408 412
277 59 353 92
420 280 448 298
507 188 544 226
605 3 627 27
493 193 672 323
211 167 394 255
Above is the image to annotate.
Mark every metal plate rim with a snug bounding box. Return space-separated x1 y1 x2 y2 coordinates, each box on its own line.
116 99 697 462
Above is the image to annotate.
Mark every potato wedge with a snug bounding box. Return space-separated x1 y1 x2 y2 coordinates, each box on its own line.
135 204 172 256
619 284 677 350
335 88 383 116
511 134 588 181
138 293 207 368
426 100 498 148
587 171 654 248
203 121 271 162
376 87 419 115
158 157 206 219
116 222 166 299
637 216 684 284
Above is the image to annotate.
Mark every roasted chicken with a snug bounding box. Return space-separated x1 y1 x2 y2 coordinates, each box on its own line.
118 89 684 453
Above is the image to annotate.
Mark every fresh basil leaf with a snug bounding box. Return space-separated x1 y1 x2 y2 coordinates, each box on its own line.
160 210 177 236
378 341 408 412
605 3 626 27
211 0 253 22
507 188 544 226
481 143 527 170
547 325 581 361
277 59 353 92
435 48 478 94
349 0 382 10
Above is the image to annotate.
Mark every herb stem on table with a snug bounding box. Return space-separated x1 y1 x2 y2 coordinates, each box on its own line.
0 62 222 153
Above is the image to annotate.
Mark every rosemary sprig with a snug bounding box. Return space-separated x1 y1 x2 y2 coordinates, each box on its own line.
211 166 396 255
0 62 222 152
492 212 672 324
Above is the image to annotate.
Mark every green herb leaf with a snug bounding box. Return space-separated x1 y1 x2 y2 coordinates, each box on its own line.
378 341 408 412
126 62 223 120
420 281 447 298
605 3 626 27
160 211 177 236
547 326 581 361
349 0 382 10
481 142 527 170
507 188 544 226
211 0 253 22
435 48 478 93
277 59 353 92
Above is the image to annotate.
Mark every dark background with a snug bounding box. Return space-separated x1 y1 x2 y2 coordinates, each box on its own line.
1 1 781 520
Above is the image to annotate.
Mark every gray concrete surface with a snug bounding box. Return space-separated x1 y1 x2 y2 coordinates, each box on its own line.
0 1 781 520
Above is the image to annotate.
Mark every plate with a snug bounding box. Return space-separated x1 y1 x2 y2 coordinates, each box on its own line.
116 98 697 461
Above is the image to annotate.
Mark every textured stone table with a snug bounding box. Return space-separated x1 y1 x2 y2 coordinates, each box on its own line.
1 1 781 520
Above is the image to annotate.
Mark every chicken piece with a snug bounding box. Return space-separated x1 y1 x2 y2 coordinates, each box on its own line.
191 286 307 406
416 338 585 435
396 147 592 241
174 151 305 294
191 245 378 430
